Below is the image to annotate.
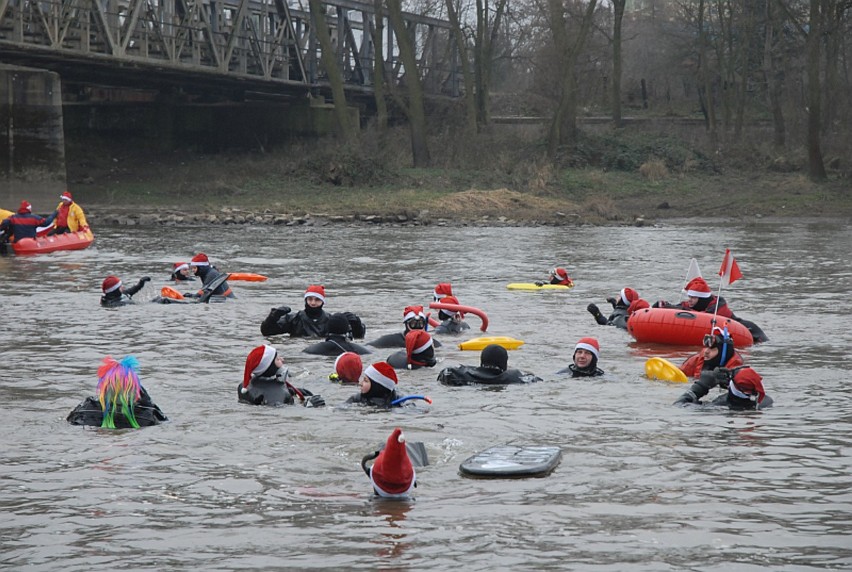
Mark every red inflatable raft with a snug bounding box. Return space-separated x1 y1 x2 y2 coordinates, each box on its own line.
627 307 753 347
12 229 95 255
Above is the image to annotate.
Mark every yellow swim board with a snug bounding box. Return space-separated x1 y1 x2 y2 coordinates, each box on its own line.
506 283 572 291
458 336 525 351
644 357 688 383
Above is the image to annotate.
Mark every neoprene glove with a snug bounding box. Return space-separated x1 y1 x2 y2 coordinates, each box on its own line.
714 367 732 387
140 276 151 284
534 281 545 287
305 395 326 407
272 305 291 316
673 390 698 405
606 297 617 308
587 303 608 325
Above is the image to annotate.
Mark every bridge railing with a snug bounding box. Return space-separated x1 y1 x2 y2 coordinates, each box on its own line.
0 0 461 96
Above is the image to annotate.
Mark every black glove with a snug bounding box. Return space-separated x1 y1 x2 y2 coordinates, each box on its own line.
534 281 544 287
690 370 719 400
140 276 151 284
713 367 732 387
271 305 291 317
305 394 325 407
345 312 367 338
183 292 199 298
587 303 607 325
673 390 698 405
606 297 617 308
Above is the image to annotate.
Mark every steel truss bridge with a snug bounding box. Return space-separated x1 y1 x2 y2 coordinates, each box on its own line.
0 0 461 101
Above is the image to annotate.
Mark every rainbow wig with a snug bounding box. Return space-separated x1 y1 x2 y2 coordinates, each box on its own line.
96 355 143 429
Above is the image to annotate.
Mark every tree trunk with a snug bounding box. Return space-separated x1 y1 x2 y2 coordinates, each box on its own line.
308 0 355 139
386 0 430 167
763 0 785 148
445 0 477 132
611 0 626 127
806 0 827 180
371 0 387 131
546 0 598 154
698 0 718 148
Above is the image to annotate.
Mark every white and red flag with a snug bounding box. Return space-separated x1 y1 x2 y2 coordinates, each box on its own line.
718 249 743 286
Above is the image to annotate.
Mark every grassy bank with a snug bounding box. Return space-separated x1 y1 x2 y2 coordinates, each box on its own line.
67 124 852 225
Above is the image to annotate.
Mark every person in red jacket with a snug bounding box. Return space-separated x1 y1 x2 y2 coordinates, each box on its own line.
679 328 744 379
0 201 57 243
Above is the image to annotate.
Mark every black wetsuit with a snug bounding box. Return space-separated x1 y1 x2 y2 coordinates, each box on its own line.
368 331 442 349
387 349 438 370
261 306 366 338
589 302 629 330
67 388 167 427
706 392 774 410
303 334 372 356
557 364 605 377
432 319 470 335
100 278 149 307
345 384 401 408
193 266 234 298
237 377 316 406
437 365 542 385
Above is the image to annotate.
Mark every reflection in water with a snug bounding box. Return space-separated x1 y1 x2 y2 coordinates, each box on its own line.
1 220 851 569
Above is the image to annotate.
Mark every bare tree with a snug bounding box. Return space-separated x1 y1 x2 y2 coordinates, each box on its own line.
444 0 478 131
308 0 356 139
372 0 389 131
386 0 432 166
611 0 626 127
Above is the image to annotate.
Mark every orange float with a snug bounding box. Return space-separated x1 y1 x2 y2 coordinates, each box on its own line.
627 307 753 347
12 229 95 255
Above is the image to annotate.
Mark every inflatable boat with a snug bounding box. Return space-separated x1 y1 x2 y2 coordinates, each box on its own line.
627 307 753 347
12 229 94 255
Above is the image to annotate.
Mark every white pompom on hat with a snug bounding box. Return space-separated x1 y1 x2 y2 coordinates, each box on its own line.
574 337 600 360
403 305 426 323
365 361 398 391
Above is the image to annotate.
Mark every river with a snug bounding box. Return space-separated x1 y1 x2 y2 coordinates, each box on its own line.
1 219 850 571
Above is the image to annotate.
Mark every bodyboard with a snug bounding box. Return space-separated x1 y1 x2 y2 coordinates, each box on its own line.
459 445 562 478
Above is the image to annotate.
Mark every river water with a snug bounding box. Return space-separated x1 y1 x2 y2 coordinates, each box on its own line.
1 219 850 571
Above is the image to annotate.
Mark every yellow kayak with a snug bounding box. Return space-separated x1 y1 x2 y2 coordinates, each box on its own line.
458 336 525 351
506 283 573 291
644 357 688 383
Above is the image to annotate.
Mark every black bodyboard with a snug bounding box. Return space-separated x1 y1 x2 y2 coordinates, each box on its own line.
459 445 562 478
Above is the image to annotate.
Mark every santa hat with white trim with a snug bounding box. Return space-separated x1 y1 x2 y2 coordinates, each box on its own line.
364 361 398 391
433 282 453 300
101 275 122 294
403 305 426 323
370 427 416 498
190 253 210 267
242 344 277 392
304 284 325 303
620 287 639 306
173 262 189 273
334 352 363 384
685 277 712 298
60 191 73 202
574 337 600 360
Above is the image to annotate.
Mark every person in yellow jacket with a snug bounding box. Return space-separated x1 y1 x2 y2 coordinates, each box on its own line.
50 191 89 234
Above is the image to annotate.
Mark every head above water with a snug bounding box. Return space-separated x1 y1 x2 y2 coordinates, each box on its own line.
573 337 600 370
480 344 508 372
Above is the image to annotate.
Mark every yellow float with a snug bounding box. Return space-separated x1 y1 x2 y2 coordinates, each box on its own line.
644 357 688 383
458 336 525 351
506 283 572 291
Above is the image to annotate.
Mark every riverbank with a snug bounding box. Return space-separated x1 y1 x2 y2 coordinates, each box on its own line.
66 127 852 227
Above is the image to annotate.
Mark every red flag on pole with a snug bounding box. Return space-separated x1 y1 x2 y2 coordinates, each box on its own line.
719 249 743 286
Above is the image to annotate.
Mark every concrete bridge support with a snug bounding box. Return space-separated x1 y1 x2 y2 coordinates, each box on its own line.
1 64 67 211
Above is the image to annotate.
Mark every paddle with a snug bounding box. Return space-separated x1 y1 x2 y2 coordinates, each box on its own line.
644 357 688 383
197 272 230 304
390 395 433 406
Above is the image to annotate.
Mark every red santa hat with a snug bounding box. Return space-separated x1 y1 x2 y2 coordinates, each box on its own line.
18 200 32 214
403 305 426 323
242 344 278 392
437 295 464 319
173 262 189 273
304 284 326 303
433 282 453 300
620 287 639 306
574 337 600 360
334 352 363 384
364 361 398 391
551 267 570 281
685 277 712 298
60 191 73 202
729 368 766 404
101 275 122 293
190 253 210 267
370 427 416 498
405 330 433 359
628 298 650 314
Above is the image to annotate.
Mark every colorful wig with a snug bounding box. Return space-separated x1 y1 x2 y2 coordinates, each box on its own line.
96 355 143 429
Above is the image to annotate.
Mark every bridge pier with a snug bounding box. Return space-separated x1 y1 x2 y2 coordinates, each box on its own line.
1 64 67 211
